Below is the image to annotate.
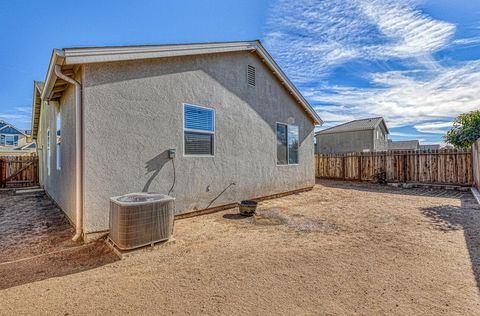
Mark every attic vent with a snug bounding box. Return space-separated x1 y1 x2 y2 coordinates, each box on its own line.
247 65 256 86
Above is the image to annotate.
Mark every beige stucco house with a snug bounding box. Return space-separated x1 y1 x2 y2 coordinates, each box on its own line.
0 120 36 156
31 41 322 241
315 117 389 154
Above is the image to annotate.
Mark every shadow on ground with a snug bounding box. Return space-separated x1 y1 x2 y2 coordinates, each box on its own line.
317 179 469 199
222 214 246 220
421 195 480 291
0 191 118 290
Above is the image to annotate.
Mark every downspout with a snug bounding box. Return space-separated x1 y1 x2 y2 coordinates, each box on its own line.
54 65 83 241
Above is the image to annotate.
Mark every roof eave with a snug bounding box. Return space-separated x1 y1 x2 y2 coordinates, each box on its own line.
315 127 375 136
374 118 389 134
31 81 44 139
41 49 65 101
253 42 322 125
62 41 257 65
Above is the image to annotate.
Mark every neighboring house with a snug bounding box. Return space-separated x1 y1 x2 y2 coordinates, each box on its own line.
0 120 36 155
315 117 389 154
31 41 322 240
419 144 440 151
388 140 420 151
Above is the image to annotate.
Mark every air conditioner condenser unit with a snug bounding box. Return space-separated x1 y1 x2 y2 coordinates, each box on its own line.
109 193 175 250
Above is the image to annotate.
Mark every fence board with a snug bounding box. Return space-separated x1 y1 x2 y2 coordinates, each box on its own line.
0 155 39 188
315 149 473 186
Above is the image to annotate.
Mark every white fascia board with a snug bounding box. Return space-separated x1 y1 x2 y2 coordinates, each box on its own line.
41 49 65 100
62 42 257 65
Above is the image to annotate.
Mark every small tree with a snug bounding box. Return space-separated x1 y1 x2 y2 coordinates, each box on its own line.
444 110 480 148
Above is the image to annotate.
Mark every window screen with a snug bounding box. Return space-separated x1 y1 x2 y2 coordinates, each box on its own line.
288 125 299 164
184 104 215 156
4 135 18 146
47 130 51 176
184 132 214 155
277 123 299 165
276 123 288 165
56 112 61 170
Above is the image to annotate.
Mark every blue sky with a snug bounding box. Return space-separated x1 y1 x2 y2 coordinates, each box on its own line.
0 0 479 144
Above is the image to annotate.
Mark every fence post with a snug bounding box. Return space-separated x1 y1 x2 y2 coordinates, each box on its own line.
357 154 361 181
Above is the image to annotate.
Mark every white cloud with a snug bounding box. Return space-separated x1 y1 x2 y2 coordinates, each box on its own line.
414 121 453 134
359 0 454 62
264 0 480 132
389 131 426 138
452 37 480 46
264 0 455 81
306 60 480 128
0 108 31 129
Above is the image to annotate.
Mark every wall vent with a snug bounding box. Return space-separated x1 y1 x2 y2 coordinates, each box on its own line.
247 65 256 86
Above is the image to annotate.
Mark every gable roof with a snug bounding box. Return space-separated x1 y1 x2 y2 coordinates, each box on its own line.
35 41 321 137
0 123 27 136
14 142 36 150
315 117 388 135
419 144 440 150
31 80 44 139
388 140 420 150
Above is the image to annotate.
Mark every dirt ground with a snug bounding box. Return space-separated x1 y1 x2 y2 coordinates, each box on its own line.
0 191 118 290
1 181 480 315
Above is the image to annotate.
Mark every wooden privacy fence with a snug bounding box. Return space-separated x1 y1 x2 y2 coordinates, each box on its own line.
315 149 473 186
0 156 39 188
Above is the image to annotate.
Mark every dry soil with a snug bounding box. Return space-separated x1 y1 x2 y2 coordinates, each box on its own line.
1 181 480 315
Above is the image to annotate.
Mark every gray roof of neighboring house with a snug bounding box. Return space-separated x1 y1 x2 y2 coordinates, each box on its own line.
388 140 420 150
0 121 27 136
419 144 440 150
315 117 388 135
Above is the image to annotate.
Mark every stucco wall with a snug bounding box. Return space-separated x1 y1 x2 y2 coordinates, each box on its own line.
38 81 78 224
373 125 389 151
0 133 27 149
82 51 315 234
473 139 480 190
316 130 374 154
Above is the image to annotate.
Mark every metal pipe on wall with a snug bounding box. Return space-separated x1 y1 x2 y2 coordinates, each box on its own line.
54 65 83 241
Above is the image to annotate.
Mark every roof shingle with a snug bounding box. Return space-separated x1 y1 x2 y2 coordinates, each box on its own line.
316 117 386 135
388 140 420 150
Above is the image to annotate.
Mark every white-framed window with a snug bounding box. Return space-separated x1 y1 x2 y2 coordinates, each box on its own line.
0 135 19 146
56 112 61 170
183 104 215 156
47 129 51 176
277 123 299 165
